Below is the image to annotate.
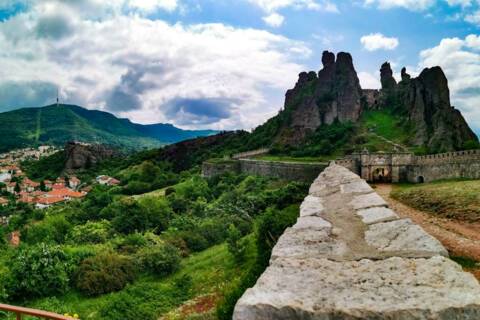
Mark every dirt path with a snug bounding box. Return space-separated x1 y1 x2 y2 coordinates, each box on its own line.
375 184 480 263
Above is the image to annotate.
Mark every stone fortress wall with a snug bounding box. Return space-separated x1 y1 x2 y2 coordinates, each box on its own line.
203 148 480 184
202 158 327 183
339 149 480 183
233 164 480 319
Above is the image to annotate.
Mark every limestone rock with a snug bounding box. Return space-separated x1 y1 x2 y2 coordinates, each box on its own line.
350 192 388 210
356 207 399 224
300 195 324 217
365 219 448 257
234 256 480 320
270 228 348 262
293 216 331 230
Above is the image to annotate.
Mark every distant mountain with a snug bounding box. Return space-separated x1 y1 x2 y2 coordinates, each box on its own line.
0 104 219 152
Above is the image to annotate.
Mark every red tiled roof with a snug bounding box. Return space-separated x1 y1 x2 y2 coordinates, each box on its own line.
0 197 8 204
36 196 65 205
47 188 86 199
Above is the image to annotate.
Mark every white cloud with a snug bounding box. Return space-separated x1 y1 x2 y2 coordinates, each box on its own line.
128 0 178 13
0 0 310 130
446 0 473 7
364 0 435 11
465 10 480 24
248 0 339 13
360 33 399 51
358 71 381 89
263 13 285 27
419 34 480 130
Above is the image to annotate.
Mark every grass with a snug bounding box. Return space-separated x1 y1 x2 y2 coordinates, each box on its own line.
12 243 250 320
391 180 480 222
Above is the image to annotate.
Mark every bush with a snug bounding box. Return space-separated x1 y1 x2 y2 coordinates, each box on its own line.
22 215 72 244
68 220 111 244
74 253 136 296
9 244 70 299
226 225 247 263
136 244 181 277
107 198 154 234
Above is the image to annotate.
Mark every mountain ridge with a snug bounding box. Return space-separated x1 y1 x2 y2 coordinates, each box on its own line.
0 104 219 152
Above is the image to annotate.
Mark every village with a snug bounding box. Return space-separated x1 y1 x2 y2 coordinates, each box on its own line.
0 146 120 210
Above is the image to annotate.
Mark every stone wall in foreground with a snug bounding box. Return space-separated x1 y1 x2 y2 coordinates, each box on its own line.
233 164 480 319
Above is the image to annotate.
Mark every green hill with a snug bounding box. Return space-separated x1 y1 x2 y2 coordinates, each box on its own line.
0 104 219 152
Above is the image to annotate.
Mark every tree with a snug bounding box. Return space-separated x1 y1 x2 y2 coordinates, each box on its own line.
40 180 46 191
14 182 20 194
9 244 70 299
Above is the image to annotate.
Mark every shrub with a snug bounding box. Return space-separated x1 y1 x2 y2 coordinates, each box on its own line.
226 225 247 263
68 220 111 244
74 253 136 296
9 244 70 299
136 244 181 277
22 215 72 244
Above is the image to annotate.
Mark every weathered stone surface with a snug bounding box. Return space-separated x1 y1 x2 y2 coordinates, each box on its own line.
356 207 399 224
350 192 387 210
293 216 331 230
365 219 448 257
234 163 480 320
270 228 348 262
340 180 373 194
276 51 363 145
300 195 324 217
234 256 480 320
380 62 397 91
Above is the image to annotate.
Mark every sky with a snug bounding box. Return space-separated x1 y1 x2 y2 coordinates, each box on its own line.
0 0 479 132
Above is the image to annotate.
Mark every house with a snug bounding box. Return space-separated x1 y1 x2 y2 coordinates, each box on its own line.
46 188 86 201
0 197 9 206
0 172 11 183
6 182 17 194
22 178 40 192
69 176 81 189
96 175 120 186
35 196 65 209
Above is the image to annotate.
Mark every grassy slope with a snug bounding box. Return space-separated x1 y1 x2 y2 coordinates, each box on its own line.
391 180 480 222
18 243 253 320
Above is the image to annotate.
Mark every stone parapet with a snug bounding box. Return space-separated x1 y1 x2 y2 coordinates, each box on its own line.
233 164 480 319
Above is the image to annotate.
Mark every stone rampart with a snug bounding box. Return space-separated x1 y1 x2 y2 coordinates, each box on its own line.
233 164 480 319
202 159 327 183
232 148 270 160
239 159 327 183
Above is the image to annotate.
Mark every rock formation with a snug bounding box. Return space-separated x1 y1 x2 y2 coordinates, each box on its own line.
386 66 478 152
278 51 363 144
233 164 480 319
272 50 478 152
64 142 118 171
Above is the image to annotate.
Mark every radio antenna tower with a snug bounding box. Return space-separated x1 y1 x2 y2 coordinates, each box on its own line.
56 87 60 107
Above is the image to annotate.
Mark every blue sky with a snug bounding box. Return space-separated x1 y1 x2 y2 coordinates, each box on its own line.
0 0 479 132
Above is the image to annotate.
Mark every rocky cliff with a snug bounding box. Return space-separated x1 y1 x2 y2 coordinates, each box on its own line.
277 51 363 144
378 64 478 152
64 142 119 171
271 51 477 153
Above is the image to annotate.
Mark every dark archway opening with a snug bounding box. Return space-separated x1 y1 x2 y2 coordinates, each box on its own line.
372 167 391 183
417 176 425 183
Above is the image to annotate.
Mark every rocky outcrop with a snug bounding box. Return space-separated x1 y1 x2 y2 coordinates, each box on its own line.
380 62 397 91
390 66 478 151
278 51 363 144
233 164 480 319
64 142 118 171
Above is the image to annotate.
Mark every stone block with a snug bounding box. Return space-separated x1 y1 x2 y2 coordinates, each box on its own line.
356 207 399 224
350 192 388 210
